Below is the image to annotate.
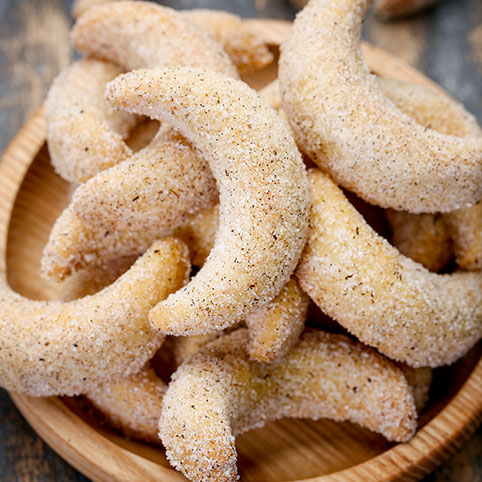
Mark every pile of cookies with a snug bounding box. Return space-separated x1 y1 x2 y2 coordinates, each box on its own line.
0 1 480 481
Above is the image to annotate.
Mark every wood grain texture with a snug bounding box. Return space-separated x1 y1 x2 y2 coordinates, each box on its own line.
0 1 481 481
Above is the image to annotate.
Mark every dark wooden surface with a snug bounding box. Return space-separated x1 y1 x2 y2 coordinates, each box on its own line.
0 0 481 480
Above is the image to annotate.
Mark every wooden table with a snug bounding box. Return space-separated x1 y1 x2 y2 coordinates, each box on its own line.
0 0 480 480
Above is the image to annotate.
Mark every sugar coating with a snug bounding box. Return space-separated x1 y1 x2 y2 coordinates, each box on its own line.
87 364 166 443
42 127 218 281
41 205 163 281
377 77 482 139
296 170 482 367
378 77 482 272
60 251 167 443
160 328 417 482
373 0 439 20
246 277 309 362
278 0 482 213
45 58 136 183
71 2 238 78
105 67 308 334
71 2 273 74
182 9 273 75
259 75 480 273
445 203 482 271
0 238 190 396
72 125 218 234
175 206 309 363
41 125 217 281
386 210 453 272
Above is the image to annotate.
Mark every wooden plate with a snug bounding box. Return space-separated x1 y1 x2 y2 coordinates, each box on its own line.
2 19 481 482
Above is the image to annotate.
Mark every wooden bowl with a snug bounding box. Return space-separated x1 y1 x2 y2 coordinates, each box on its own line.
2 19 481 482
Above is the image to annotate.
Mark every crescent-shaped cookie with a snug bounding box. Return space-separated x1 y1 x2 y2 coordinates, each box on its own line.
87 333 431 447
71 1 237 77
174 205 309 362
379 77 482 271
45 58 136 183
296 169 482 367
279 0 482 213
160 328 417 482
105 67 308 335
0 238 189 396
71 2 273 74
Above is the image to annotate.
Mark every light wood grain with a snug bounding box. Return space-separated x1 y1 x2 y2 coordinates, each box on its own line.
1 19 481 482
